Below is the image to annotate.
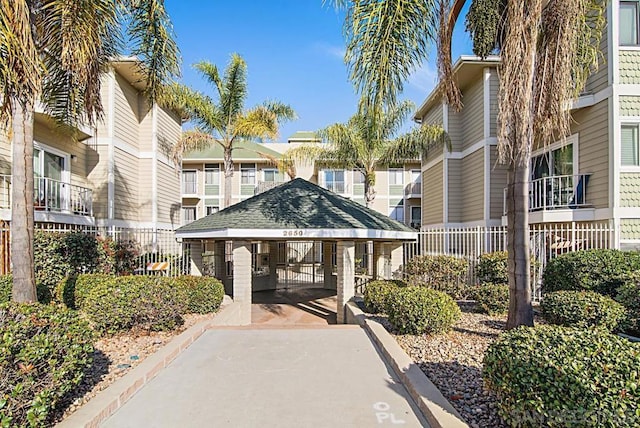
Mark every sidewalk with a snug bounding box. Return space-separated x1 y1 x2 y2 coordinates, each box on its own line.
101 326 429 427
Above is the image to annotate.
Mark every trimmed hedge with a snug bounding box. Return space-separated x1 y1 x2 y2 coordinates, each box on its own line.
173 275 224 314
542 249 640 297
475 283 509 315
0 303 94 427
483 326 640 427
404 255 469 299
617 275 640 335
78 276 187 335
476 251 508 285
363 280 406 314
541 290 626 331
387 287 461 335
0 274 52 304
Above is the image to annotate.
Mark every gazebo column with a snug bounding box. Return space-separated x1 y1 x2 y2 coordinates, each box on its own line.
323 241 336 290
188 240 204 276
372 241 385 280
215 241 231 295
232 240 252 325
389 242 404 279
336 240 355 324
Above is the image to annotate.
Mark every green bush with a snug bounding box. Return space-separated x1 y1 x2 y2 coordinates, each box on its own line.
386 287 461 335
476 251 508 285
404 255 469 299
0 303 94 427
617 274 640 336
542 249 640 297
78 275 187 335
1 275 52 304
61 273 114 310
483 326 640 427
541 290 626 331
173 275 224 314
475 283 509 315
362 280 406 314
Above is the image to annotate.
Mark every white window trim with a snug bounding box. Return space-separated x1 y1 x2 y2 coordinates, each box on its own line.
620 1 640 47
388 168 405 186
33 141 71 184
181 169 198 194
204 164 220 186
240 163 257 185
181 205 197 223
530 133 580 177
621 122 640 171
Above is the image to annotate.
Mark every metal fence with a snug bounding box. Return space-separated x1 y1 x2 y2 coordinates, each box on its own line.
0 222 189 276
404 221 615 301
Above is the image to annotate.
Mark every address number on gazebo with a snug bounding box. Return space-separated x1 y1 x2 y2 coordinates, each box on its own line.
283 230 304 237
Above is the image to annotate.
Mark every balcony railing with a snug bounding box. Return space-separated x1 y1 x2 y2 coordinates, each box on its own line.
503 173 591 215
405 182 422 196
0 175 93 216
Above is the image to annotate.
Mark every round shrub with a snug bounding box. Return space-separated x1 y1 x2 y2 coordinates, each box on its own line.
541 290 626 331
363 280 406 314
617 274 640 336
542 249 640 297
476 283 509 315
67 273 115 309
404 255 469 299
0 303 94 427
476 251 508 285
386 287 461 335
172 275 224 314
78 276 187 335
483 326 640 427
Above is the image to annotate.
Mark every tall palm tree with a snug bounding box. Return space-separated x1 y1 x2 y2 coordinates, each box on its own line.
0 0 179 302
333 0 606 328
163 54 296 209
283 101 446 207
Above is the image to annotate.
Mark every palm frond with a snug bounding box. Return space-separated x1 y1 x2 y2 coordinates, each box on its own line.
234 106 279 140
262 100 297 123
193 61 224 98
160 82 221 131
378 124 448 165
171 129 216 164
220 53 247 123
257 152 297 179
282 144 333 167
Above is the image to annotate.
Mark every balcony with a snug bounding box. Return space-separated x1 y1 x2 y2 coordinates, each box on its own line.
255 181 285 195
503 174 591 215
0 175 93 216
405 182 422 197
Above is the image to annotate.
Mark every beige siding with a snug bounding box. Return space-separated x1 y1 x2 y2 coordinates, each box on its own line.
87 145 109 219
113 149 139 221
423 162 443 225
621 219 640 240
461 78 484 150
157 106 181 160
490 146 509 219
620 173 640 207
585 30 608 93
620 96 640 117
619 50 640 85
138 158 153 221
489 71 499 137
461 149 484 222
95 78 112 138
113 73 140 148
447 159 462 223
422 104 443 126
572 99 609 209
138 102 153 153
447 107 463 152
0 128 11 174
157 162 181 226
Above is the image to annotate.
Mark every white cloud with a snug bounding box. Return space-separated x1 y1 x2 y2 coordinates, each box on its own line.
314 42 346 60
407 62 438 93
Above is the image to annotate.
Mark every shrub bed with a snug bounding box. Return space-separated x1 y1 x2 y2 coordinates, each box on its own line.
483 326 640 427
404 255 469 299
173 275 224 314
476 251 508 285
617 274 640 336
0 303 94 427
541 290 626 331
78 275 187 335
387 287 461 335
542 249 640 297
1 274 53 304
475 283 509 315
362 280 405 314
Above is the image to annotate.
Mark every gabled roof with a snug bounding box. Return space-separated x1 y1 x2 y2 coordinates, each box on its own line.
176 178 416 240
183 139 282 161
288 131 320 142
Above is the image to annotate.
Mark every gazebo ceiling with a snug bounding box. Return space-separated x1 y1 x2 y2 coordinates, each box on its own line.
175 178 417 241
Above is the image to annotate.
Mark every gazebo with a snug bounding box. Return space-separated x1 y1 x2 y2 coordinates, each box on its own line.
175 178 417 324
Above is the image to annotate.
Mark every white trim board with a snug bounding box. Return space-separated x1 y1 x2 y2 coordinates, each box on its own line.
176 228 417 241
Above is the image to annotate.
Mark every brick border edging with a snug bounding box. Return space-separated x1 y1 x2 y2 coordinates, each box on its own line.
56 299 241 428
345 300 469 428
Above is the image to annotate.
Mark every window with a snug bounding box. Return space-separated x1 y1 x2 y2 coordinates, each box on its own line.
531 143 574 180
621 1 640 46
204 164 219 185
389 201 404 222
33 144 70 211
411 206 421 224
241 163 256 185
622 124 640 166
388 168 404 185
206 205 219 215
323 169 345 193
182 170 197 194
353 170 365 184
182 206 196 225
263 169 284 182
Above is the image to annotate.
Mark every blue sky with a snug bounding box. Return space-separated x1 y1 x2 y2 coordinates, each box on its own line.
165 0 473 140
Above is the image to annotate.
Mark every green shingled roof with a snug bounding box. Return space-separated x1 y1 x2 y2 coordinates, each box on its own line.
176 178 414 237
183 139 282 160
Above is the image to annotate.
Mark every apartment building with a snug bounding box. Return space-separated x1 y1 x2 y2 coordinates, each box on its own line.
414 1 640 250
0 58 183 230
180 132 423 229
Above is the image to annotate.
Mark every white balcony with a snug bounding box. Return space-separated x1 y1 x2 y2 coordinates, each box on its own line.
503 174 591 215
405 182 422 197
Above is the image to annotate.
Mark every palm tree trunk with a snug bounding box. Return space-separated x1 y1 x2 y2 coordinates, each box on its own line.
364 177 376 208
11 101 36 302
505 160 534 329
223 147 233 209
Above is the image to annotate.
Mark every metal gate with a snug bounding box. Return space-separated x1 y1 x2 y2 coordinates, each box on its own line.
275 241 327 290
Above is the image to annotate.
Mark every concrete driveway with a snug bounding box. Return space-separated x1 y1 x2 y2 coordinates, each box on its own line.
101 327 429 427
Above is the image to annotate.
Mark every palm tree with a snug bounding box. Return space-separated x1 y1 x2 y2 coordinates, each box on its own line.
283 101 446 207
163 54 296 209
333 0 606 328
0 0 179 302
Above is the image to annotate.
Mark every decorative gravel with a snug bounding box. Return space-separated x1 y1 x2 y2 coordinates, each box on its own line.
58 313 214 421
368 302 513 428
